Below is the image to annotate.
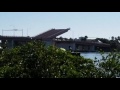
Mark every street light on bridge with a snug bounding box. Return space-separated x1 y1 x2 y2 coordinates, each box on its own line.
2 29 23 36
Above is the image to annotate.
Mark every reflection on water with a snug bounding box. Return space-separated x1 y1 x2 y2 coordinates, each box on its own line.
80 52 109 60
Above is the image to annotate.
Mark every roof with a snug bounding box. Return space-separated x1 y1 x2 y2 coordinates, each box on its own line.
33 28 70 40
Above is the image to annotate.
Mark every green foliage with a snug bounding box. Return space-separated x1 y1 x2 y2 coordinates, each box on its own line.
0 40 96 78
1 40 120 78
95 38 110 44
93 49 120 78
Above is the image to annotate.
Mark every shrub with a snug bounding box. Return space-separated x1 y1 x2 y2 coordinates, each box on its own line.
0 40 97 78
1 40 120 78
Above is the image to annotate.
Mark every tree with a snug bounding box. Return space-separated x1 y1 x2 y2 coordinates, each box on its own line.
95 38 110 44
84 36 88 41
0 40 120 78
111 36 114 41
59 37 63 41
0 40 97 78
118 36 120 40
69 38 73 41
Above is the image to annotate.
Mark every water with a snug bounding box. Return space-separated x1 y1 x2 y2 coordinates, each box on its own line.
80 52 109 60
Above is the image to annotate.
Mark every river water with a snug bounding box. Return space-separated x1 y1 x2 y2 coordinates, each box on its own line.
80 52 109 60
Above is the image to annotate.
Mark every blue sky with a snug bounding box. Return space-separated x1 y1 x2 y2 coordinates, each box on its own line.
0 12 120 39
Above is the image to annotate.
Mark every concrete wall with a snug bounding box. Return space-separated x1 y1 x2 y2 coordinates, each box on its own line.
55 42 75 51
89 45 95 52
76 45 95 52
44 40 54 46
7 40 14 49
0 40 14 49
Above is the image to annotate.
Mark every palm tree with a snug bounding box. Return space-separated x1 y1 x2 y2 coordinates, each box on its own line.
111 36 114 41
59 37 63 41
118 36 120 40
84 36 88 41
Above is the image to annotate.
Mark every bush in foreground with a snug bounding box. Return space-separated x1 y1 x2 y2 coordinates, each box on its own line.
0 41 120 78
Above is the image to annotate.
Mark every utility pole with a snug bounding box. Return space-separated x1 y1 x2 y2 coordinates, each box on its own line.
27 28 28 36
2 29 3 36
22 29 23 36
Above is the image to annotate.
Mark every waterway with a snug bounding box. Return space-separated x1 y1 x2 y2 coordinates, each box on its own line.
80 52 109 60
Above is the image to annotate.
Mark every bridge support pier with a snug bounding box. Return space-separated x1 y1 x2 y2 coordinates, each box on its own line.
7 40 14 49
